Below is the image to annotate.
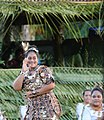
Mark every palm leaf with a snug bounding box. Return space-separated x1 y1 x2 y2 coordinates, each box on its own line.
0 1 103 40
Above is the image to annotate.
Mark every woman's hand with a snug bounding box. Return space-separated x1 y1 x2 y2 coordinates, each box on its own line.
26 83 55 98
26 91 32 98
22 58 29 72
26 91 39 98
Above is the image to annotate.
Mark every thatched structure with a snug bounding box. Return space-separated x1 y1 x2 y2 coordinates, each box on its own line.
0 0 103 65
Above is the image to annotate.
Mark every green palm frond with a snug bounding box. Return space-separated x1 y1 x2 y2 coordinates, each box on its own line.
0 1 103 40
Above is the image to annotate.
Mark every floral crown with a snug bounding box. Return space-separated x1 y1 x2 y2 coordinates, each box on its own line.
27 47 39 53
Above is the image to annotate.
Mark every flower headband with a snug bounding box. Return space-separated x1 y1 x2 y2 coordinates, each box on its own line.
27 47 39 53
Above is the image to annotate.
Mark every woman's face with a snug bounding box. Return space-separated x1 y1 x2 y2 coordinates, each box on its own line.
27 51 38 68
83 91 91 104
91 90 103 107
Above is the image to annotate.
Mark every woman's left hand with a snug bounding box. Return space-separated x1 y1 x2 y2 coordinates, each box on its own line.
26 91 39 98
26 91 32 98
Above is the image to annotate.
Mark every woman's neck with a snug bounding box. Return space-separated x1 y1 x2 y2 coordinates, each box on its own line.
91 104 102 111
29 65 39 71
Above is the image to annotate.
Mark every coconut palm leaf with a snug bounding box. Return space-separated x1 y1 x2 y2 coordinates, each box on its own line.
0 1 103 41
0 1 104 119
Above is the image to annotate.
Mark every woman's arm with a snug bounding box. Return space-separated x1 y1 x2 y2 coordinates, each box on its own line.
36 82 55 95
12 74 25 91
26 82 55 98
13 58 29 91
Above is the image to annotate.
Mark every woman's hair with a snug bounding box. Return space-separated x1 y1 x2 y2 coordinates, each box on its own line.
91 87 103 97
25 45 40 58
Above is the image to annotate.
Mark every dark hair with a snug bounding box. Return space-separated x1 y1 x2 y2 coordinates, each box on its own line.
91 87 103 97
25 45 39 58
83 89 91 96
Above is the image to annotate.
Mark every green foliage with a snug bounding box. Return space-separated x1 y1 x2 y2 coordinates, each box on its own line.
0 67 103 119
0 1 103 41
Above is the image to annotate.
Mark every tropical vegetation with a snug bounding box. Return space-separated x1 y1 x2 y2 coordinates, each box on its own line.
0 0 104 119
0 0 103 40
0 67 103 119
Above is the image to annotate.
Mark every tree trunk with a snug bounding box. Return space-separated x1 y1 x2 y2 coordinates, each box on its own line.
53 28 64 66
22 25 30 41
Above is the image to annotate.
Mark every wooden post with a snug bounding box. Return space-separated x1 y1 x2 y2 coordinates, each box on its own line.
53 25 64 66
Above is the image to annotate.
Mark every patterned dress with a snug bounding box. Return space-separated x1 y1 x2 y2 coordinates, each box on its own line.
22 65 61 120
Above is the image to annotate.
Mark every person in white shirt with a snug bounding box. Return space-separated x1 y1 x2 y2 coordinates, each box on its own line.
79 87 104 120
76 89 91 119
0 109 6 120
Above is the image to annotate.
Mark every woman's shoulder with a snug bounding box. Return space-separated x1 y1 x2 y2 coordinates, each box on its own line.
35 65 47 72
39 65 52 72
77 103 84 107
39 65 48 69
76 103 90 107
85 104 92 110
76 103 85 111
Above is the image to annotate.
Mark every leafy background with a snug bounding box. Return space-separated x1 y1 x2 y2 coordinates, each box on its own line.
0 67 103 119
0 1 104 119
0 1 103 41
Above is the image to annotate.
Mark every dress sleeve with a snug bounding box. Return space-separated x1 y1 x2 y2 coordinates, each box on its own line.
39 66 54 84
78 106 91 120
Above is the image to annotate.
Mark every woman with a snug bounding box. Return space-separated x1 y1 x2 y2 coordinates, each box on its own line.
76 89 91 119
13 45 61 120
79 87 104 120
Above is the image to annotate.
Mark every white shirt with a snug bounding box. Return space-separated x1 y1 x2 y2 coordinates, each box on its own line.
76 103 88 119
79 105 103 120
0 112 5 120
20 105 27 120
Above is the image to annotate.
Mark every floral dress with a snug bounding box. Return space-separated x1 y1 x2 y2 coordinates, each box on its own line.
22 65 61 120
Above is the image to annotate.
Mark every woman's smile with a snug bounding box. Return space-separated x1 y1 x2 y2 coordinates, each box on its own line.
27 52 38 68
